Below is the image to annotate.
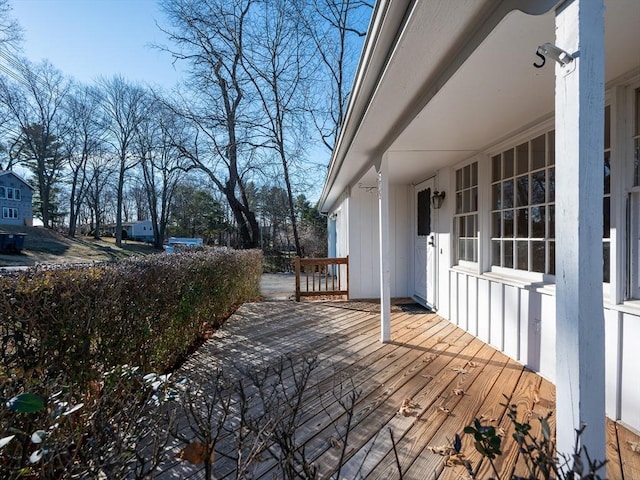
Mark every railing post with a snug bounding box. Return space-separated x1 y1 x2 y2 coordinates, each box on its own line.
295 256 301 302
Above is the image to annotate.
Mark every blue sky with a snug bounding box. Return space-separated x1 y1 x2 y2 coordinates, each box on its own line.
9 0 183 89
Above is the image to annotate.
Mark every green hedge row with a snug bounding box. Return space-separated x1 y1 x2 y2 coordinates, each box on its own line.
0 248 262 385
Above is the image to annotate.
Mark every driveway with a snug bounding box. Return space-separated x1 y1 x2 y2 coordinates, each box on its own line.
260 272 295 300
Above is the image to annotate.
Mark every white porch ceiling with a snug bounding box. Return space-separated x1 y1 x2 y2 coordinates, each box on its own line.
322 0 640 207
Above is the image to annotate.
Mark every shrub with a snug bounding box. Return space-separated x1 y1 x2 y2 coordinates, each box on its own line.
0 247 262 385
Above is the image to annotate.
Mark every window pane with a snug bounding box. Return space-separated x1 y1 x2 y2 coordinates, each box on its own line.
531 171 545 204
516 142 529 175
471 187 478 211
492 212 501 237
466 215 475 238
465 239 476 262
463 189 470 213
492 155 501 182
517 241 528 271
516 175 529 207
549 205 555 239
531 241 545 272
463 164 471 189
548 167 555 202
516 208 529 238
457 216 465 237
459 239 466 261
492 240 501 266
456 192 463 214
503 180 514 208
7 189 13 199
14 189 20 201
548 130 555 166
504 240 514 268
531 134 545 170
531 206 545 238
549 241 555 275
471 162 478 186
504 149 514 178
456 168 463 190
492 183 501 210
504 209 514 237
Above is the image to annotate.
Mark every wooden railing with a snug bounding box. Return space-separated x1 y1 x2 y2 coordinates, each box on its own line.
294 256 348 302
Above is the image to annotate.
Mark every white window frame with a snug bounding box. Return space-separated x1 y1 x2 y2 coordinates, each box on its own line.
489 130 556 280
629 85 640 299
2 207 18 219
14 188 21 201
453 161 479 268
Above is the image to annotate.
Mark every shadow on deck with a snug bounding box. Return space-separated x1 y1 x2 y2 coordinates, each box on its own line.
157 300 639 480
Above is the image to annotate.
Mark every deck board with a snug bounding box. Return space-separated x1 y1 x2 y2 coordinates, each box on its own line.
154 300 635 480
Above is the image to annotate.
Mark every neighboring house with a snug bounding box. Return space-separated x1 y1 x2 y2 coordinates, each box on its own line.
0 170 33 227
320 0 639 460
102 220 155 242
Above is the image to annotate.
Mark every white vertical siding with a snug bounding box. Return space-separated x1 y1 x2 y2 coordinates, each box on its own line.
477 277 491 343
620 312 640 429
604 309 621 420
489 282 504 350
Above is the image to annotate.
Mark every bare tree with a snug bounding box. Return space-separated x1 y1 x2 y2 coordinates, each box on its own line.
85 153 115 239
98 76 147 247
159 0 261 249
297 0 371 153
0 0 22 50
63 83 104 236
243 0 312 256
0 60 71 227
134 95 186 249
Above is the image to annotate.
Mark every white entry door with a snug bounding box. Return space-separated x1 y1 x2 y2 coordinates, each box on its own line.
414 178 437 309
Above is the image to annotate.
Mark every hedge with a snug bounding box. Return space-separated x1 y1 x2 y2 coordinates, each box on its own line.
0 247 262 385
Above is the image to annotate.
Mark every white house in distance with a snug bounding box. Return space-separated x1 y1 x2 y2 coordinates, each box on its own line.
0 170 33 226
320 0 639 463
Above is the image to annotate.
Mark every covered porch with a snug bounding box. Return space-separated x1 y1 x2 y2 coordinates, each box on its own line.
159 300 639 479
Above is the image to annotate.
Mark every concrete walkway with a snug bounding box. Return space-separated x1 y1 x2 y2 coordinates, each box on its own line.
260 272 295 300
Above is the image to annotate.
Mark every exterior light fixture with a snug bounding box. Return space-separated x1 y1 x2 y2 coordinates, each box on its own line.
533 42 575 69
431 190 445 209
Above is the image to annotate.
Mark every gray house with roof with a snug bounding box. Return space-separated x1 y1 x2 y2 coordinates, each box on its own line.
0 170 33 226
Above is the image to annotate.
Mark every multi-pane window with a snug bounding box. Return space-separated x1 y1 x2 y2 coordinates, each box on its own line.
2 207 18 219
0 187 21 200
491 132 555 274
454 162 478 263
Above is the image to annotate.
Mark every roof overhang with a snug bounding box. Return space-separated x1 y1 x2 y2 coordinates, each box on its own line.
319 0 640 212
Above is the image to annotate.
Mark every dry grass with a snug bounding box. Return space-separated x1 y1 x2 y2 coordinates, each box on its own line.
0 225 157 267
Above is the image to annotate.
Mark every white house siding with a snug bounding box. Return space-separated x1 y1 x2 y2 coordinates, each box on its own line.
438 76 640 434
329 181 411 300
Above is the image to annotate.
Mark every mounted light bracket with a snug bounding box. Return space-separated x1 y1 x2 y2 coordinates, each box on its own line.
533 42 575 69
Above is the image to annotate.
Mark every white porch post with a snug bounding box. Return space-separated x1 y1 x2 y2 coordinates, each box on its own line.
377 155 391 342
555 0 605 462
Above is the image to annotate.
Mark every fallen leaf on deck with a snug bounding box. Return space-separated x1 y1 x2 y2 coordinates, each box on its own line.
466 361 477 368
452 367 468 374
496 427 506 437
428 444 455 456
175 442 214 465
479 414 497 423
328 436 343 449
452 388 465 396
399 398 418 417
437 406 451 415
628 440 640 453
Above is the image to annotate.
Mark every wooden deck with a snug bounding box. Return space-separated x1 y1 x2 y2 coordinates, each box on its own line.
159 300 640 479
